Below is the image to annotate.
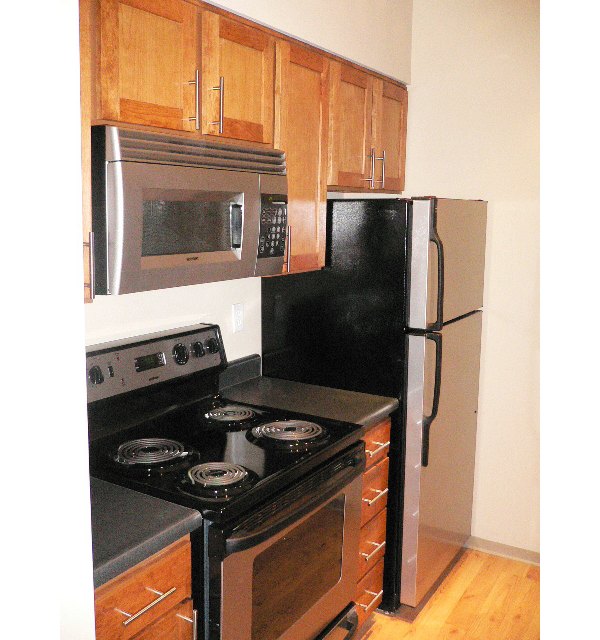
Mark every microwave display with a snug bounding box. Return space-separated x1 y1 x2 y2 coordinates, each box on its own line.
141 190 243 257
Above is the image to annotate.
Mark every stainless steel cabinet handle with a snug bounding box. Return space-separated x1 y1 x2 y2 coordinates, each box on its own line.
361 540 386 562
176 609 199 640
83 231 95 300
358 589 383 613
115 586 177 626
362 147 375 188
286 224 292 273
187 69 200 130
365 440 390 457
362 488 389 507
375 149 386 188
210 76 225 134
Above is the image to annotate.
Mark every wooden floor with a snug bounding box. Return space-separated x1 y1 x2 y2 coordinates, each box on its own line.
364 550 540 640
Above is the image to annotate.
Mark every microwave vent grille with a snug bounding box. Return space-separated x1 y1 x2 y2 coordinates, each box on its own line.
107 127 286 175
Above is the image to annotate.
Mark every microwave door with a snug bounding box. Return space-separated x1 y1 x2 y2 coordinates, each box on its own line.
105 161 261 294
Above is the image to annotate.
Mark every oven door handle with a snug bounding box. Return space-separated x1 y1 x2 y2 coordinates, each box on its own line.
225 459 363 555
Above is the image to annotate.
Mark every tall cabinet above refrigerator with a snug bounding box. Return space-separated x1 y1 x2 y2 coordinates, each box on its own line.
261 197 487 614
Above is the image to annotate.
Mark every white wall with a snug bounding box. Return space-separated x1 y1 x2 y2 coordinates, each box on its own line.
85 278 262 360
208 0 412 83
405 0 540 552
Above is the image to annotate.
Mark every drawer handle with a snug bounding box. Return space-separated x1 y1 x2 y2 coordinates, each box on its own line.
115 586 177 626
365 441 390 457
361 540 386 562
362 488 389 507
176 609 199 640
358 589 384 613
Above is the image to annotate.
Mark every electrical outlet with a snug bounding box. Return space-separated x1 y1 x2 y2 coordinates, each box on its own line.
232 303 244 333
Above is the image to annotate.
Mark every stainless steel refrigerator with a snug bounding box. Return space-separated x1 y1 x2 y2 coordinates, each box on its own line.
261 197 487 613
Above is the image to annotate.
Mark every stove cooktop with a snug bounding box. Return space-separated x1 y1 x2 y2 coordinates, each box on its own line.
89 395 364 522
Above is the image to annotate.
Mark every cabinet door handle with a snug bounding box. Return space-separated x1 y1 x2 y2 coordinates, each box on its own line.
83 231 95 300
286 224 292 273
210 76 224 134
176 608 199 640
358 589 384 613
362 488 388 507
361 540 386 562
187 69 200 130
375 150 386 188
115 586 177 626
362 147 375 188
364 441 390 458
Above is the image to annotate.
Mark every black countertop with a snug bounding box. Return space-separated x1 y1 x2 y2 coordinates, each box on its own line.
222 375 399 427
90 477 202 588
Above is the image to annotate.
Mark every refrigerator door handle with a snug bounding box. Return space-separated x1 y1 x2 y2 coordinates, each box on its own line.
428 224 445 331
421 332 442 467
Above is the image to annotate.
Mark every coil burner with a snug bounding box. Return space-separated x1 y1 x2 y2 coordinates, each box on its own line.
114 437 193 475
250 420 329 451
204 405 258 425
181 462 257 501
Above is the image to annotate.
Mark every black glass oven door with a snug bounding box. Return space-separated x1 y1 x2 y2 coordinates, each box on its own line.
220 474 362 640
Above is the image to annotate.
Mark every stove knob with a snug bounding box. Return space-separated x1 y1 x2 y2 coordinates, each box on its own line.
88 365 104 385
192 341 205 358
172 343 190 365
205 337 220 354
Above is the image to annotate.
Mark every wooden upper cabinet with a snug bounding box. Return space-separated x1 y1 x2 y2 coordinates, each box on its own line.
97 0 199 131
372 79 408 192
201 10 274 144
327 61 373 189
275 42 328 273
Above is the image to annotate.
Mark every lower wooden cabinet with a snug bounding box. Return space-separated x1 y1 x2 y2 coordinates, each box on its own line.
131 599 195 640
356 417 391 630
94 537 195 640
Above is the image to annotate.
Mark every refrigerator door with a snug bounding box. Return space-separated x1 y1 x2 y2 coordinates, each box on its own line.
408 198 487 330
401 311 482 607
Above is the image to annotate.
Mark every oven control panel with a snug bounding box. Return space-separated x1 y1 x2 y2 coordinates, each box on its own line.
86 323 226 403
258 194 287 259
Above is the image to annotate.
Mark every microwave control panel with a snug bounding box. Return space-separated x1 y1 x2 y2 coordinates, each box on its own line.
258 194 288 259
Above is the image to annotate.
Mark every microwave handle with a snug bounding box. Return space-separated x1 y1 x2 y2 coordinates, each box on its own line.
225 455 363 555
230 204 243 249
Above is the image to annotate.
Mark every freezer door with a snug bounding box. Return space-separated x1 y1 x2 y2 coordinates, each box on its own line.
401 311 482 607
408 198 487 329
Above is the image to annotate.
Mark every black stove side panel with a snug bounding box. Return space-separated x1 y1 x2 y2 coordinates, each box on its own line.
262 199 408 399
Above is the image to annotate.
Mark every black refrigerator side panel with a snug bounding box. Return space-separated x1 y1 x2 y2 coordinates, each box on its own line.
262 199 408 399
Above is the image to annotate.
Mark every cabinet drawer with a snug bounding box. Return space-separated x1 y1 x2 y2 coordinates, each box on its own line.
358 508 387 580
361 456 389 526
95 538 192 640
362 418 391 469
355 559 384 629
130 599 196 640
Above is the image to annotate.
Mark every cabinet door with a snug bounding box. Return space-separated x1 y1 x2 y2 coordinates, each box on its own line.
372 79 408 191
327 61 373 189
98 0 198 131
201 11 274 144
131 600 195 640
275 42 328 273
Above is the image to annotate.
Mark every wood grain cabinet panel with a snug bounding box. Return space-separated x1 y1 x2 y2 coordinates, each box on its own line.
94 538 192 640
363 418 391 469
372 79 408 192
361 456 389 527
327 61 373 189
355 559 385 630
201 10 274 144
275 41 329 273
97 0 199 131
131 599 195 640
358 508 387 580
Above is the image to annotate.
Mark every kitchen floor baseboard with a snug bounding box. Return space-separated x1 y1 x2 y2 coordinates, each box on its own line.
466 535 540 565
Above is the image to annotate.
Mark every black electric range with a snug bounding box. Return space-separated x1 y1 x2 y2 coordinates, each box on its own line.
86 323 365 640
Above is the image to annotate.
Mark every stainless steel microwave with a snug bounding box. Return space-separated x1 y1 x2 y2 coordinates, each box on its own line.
91 126 288 295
